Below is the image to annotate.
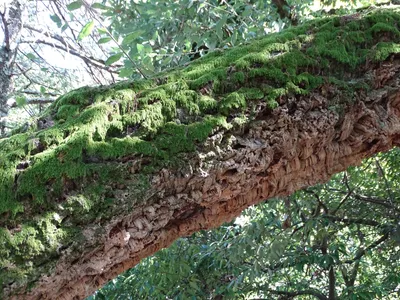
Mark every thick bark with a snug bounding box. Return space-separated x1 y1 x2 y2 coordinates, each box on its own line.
1 7 400 300
0 0 22 134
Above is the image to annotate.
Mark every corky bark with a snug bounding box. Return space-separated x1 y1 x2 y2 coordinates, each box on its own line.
1 7 400 300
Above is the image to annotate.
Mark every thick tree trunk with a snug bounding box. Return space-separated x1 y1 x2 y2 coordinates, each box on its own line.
1 7 400 300
0 0 22 134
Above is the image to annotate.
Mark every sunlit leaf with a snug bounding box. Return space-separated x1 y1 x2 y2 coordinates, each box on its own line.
78 20 95 41
97 27 108 34
15 96 27 107
136 44 144 53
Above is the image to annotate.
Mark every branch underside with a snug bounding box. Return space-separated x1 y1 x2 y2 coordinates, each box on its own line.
6 57 400 299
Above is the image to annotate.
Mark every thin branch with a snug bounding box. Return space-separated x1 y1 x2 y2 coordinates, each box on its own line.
343 232 390 264
264 288 329 300
23 24 73 49
375 158 395 205
20 38 118 73
11 98 54 108
352 194 399 212
84 3 148 78
24 46 65 78
322 215 380 227
348 260 360 287
331 186 353 215
51 0 79 43
304 189 329 214
15 61 61 92
20 90 60 97
328 266 336 300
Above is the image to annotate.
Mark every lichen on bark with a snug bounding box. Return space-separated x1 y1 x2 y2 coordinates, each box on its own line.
1 7 400 299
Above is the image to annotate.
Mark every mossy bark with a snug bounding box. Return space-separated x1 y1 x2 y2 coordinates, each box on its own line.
1 7 400 300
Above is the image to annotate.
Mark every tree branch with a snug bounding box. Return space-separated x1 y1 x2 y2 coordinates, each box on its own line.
265 288 329 300
0 9 10 49
20 90 60 97
15 62 61 92
20 38 118 73
322 215 380 227
352 193 399 211
344 232 390 264
10 98 55 108
328 266 336 300
271 0 298 26
23 24 73 49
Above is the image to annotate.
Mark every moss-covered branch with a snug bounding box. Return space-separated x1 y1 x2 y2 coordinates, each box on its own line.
1 7 400 299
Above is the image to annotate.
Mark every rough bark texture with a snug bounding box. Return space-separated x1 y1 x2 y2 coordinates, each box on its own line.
1 7 400 300
0 0 22 134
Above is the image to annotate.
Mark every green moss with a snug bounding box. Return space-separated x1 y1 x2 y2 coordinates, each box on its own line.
219 92 246 116
56 105 81 120
371 42 400 61
369 22 400 36
198 96 218 113
233 71 245 83
238 88 264 100
189 68 227 91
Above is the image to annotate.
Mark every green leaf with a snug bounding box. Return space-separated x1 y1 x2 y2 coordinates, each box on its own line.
143 56 154 71
91 3 110 10
122 30 144 45
105 52 123 65
242 5 252 18
50 14 62 27
143 44 152 54
136 44 144 53
216 19 224 40
78 20 95 41
61 23 69 32
188 280 199 291
40 86 46 94
26 53 37 60
16 96 27 107
67 1 82 11
98 37 112 44
97 27 108 34
215 16 228 41
119 68 134 78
